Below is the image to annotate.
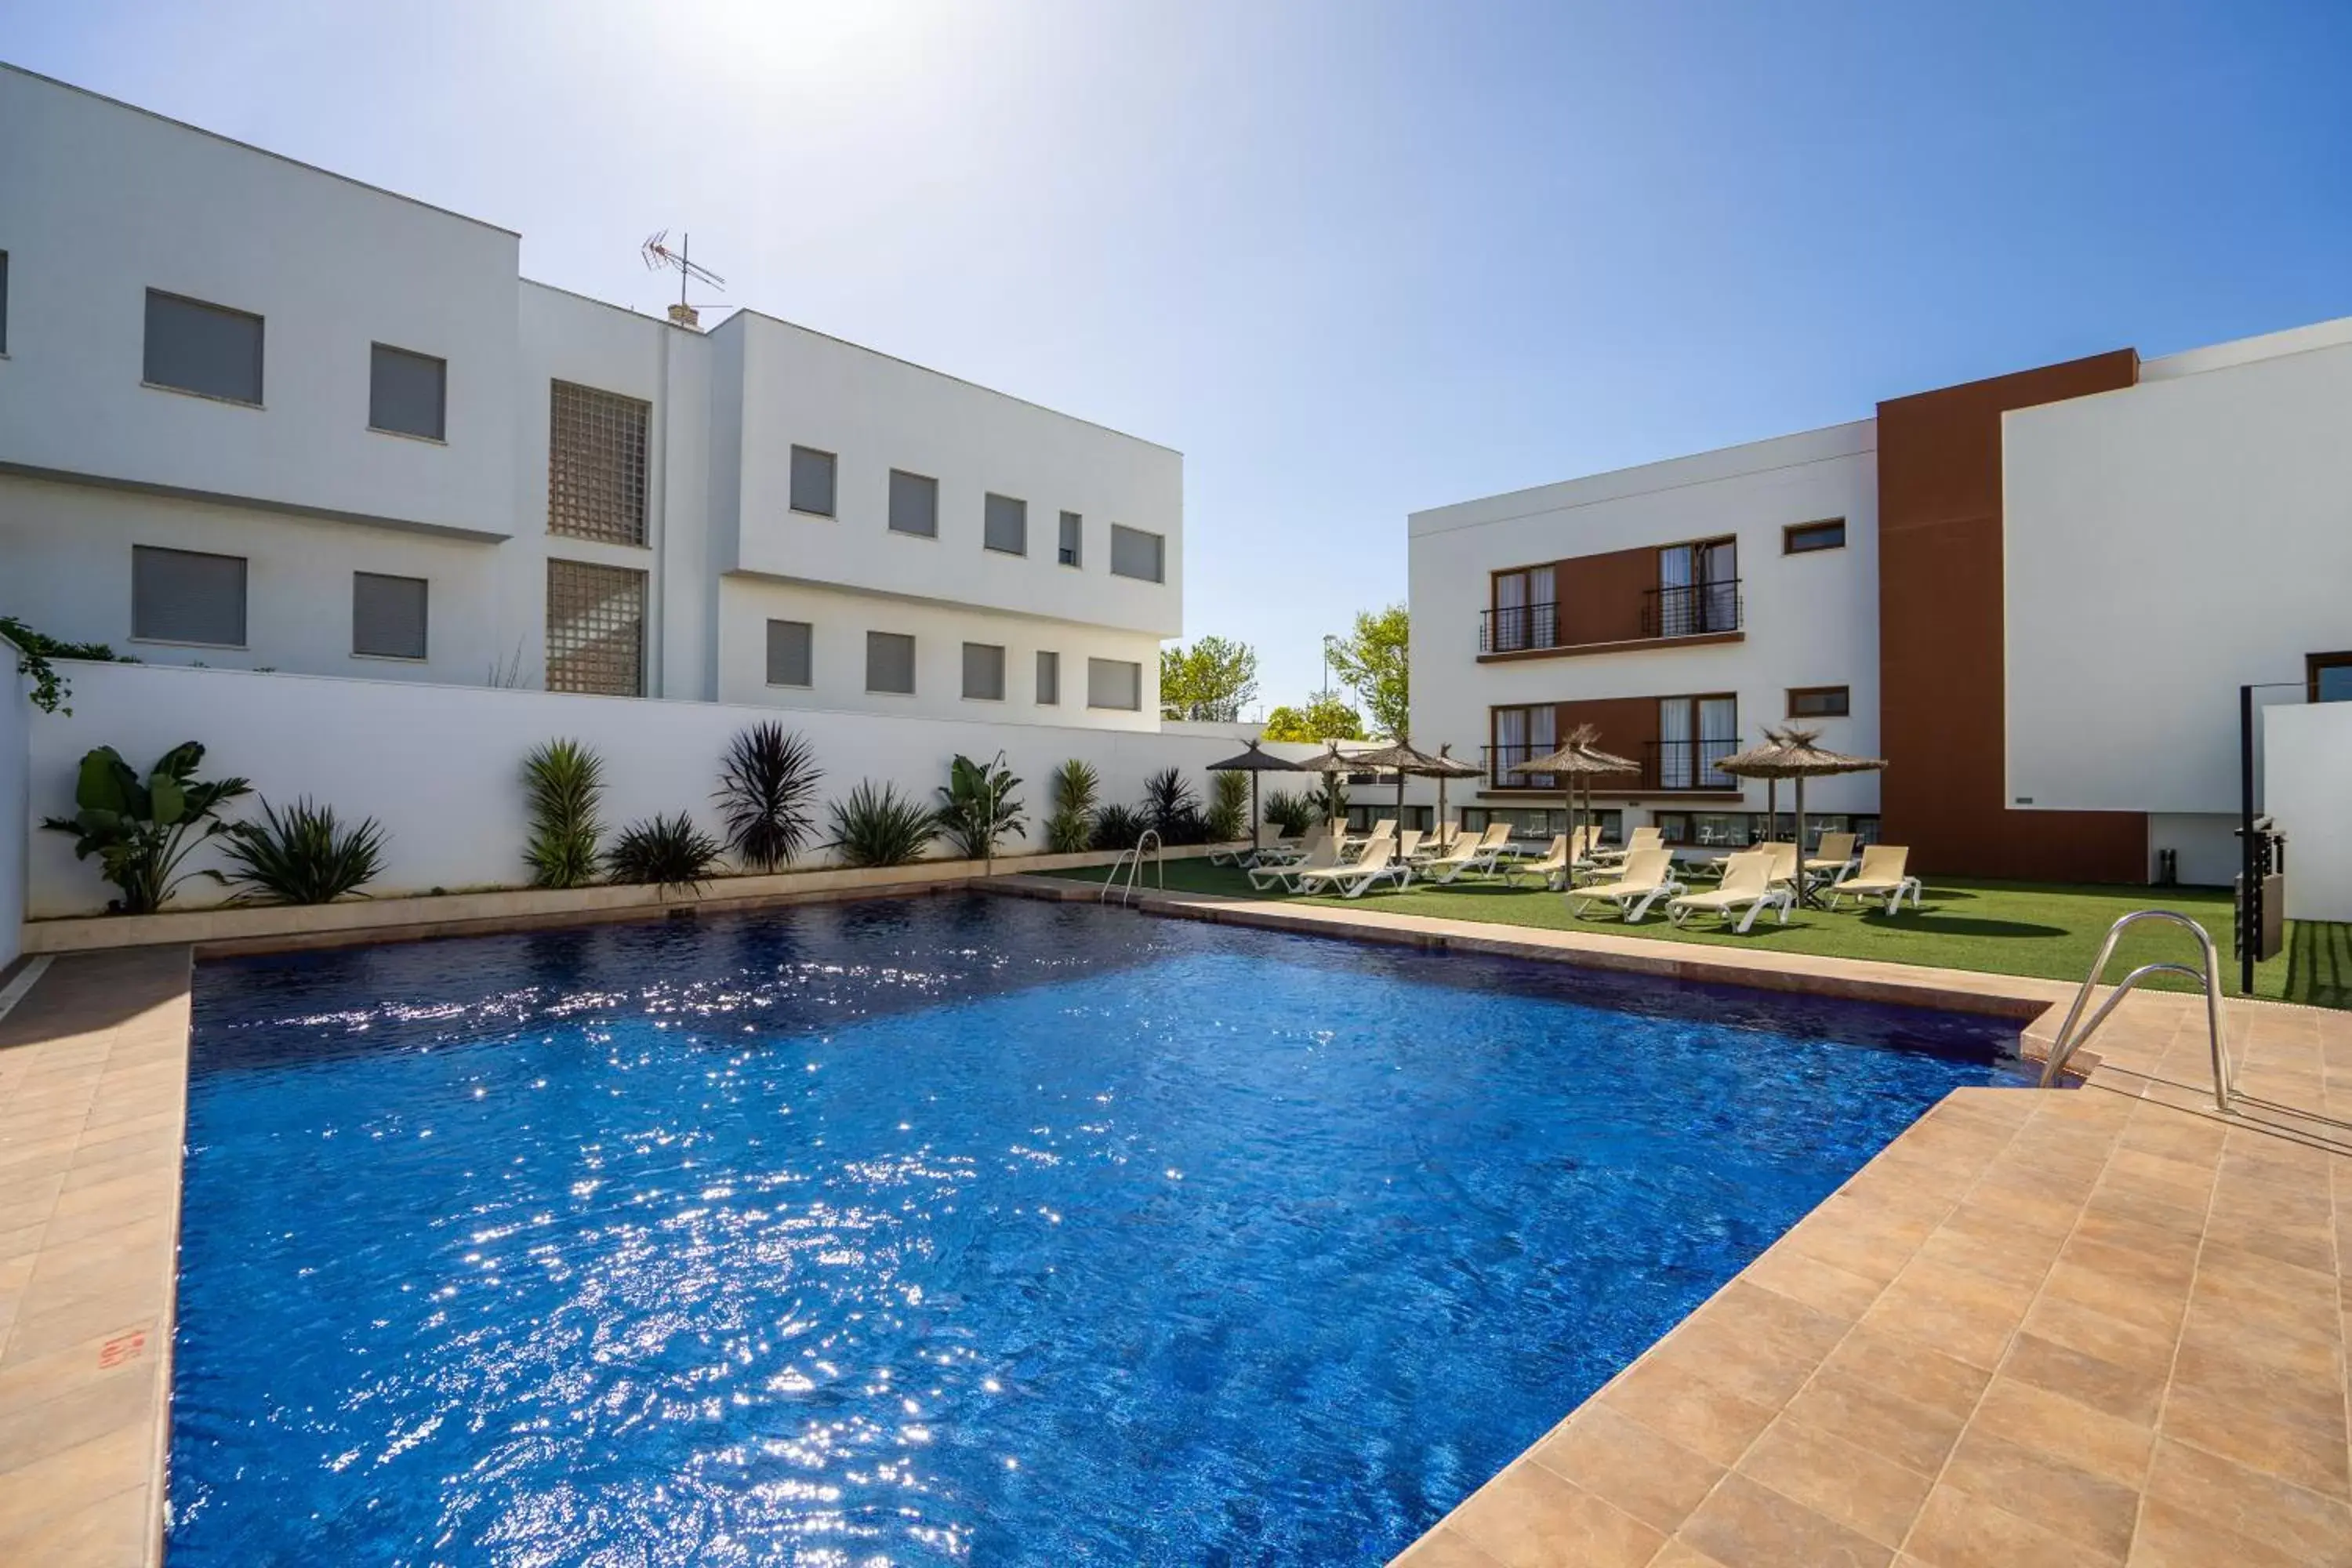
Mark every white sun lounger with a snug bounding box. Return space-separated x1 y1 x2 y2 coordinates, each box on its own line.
1501 834 1573 889
1565 848 1684 923
1666 850 1793 933
1291 838 1412 898
1827 844 1926 913
1421 822 1513 884
1248 833 1342 890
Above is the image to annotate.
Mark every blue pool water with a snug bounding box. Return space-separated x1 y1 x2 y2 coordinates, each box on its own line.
169 895 2031 1566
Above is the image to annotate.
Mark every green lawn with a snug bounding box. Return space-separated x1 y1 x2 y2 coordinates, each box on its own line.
1051 858 2352 1011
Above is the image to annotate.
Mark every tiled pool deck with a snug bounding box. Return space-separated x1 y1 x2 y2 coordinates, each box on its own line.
3 887 2349 1565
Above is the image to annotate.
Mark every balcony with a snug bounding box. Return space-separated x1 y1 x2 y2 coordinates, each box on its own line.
1642 579 1742 639
1476 581 1744 659
1479 601 1559 654
1483 739 1743 794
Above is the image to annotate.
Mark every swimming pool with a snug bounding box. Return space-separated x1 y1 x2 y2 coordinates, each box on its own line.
168 894 2031 1566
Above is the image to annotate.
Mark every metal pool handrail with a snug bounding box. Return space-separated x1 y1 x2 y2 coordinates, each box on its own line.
1098 830 1164 906
2038 910 2232 1112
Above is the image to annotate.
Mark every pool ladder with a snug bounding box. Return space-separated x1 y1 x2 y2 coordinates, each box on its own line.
1098 830 1163 906
2038 910 2233 1112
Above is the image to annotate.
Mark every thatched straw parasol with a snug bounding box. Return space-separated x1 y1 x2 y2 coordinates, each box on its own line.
1294 743 1364 828
1206 739 1302 844
1714 726 1886 905
1509 724 1639 853
1348 736 1483 832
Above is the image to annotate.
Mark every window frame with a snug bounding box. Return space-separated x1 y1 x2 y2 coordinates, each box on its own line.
765 619 815 688
367 343 448 443
1787 684 1852 719
789 445 838 518
2309 651 2352 704
142 288 265 408
983 492 1029 557
866 630 917 695
1783 518 1848 555
887 469 940 539
543 558 647 697
131 544 250 649
1086 655 1143 711
1108 524 1165 583
1058 511 1083 568
547 380 652 546
350 570 430 661
1036 648 1061 706
961 641 1007 702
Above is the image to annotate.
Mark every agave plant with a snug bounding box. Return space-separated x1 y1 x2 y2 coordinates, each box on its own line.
829 781 938 868
1089 802 1150 852
220 797 388 905
715 723 822 873
937 753 1026 862
1044 758 1099 855
521 739 605 888
1142 767 1209 846
1263 789 1315 836
608 812 725 893
1206 770 1250 842
40 742 251 913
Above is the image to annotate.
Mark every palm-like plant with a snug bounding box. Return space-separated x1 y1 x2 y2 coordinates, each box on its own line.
1263 789 1314 836
1206 770 1250 841
521 739 605 888
1089 802 1149 852
220 797 388 905
715 723 822 873
937 753 1026 861
608 812 725 893
829 781 938 867
1044 758 1099 855
1142 766 1208 845
40 742 251 913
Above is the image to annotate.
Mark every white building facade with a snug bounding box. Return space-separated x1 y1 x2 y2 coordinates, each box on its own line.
0 64 1181 731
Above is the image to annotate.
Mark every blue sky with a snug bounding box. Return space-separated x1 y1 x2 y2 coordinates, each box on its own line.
9 1 2347 710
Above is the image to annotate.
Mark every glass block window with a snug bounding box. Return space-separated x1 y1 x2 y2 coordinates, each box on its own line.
983 493 1027 556
1058 511 1082 567
867 631 916 694
352 572 428 659
1087 656 1142 710
144 290 263 405
132 545 246 647
1036 649 1060 706
889 470 938 537
545 558 645 696
369 345 446 440
962 642 1006 701
789 445 837 517
767 619 813 687
1109 524 1163 583
548 381 650 545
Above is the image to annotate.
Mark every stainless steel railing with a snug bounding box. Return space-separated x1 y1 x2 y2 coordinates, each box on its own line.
2038 910 2233 1112
1098 830 1164 907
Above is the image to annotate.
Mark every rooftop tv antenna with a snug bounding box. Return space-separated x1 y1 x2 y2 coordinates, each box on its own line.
641 230 725 329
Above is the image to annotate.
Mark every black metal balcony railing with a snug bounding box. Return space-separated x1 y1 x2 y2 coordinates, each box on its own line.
1483 739 1741 793
1642 579 1742 639
1479 601 1559 654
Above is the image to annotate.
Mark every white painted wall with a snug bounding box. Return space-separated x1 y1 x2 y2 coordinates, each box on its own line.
2263 702 2352 924
0 638 27 971
1407 421 1884 822
23 662 1317 918
2005 324 2352 818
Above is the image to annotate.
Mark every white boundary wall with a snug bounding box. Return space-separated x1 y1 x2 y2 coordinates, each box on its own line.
24 662 1323 920
1 638 27 968
2263 702 2352 924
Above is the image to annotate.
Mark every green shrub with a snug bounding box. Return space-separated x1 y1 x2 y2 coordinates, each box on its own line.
1044 759 1099 854
521 739 605 888
1089 803 1149 851
829 781 938 868
716 723 822 873
1142 767 1209 845
40 742 251 913
220 797 388 905
608 812 725 893
1263 789 1315 836
1207 770 1250 840
937 753 1026 861
0 614 137 717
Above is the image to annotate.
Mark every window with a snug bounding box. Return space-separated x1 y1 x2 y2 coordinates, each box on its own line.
1109 524 1165 583
352 572 428 659
548 381 650 545
143 289 263 405
1788 684 1851 718
1036 649 1061 705
1087 656 1142 710
789 445 837 517
1784 519 1847 554
962 641 1007 701
889 470 938 537
866 631 916 695
1657 694 1739 789
1653 538 1738 637
1489 564 1558 652
1058 511 1083 568
132 545 246 647
368 344 445 441
1488 702 1558 787
766 619 813 687
545 559 645 696
2309 652 2352 703
984 493 1027 555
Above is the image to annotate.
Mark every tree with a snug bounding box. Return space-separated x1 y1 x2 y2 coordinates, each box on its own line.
1158 635 1261 722
1327 604 1410 738
1261 695 1366 742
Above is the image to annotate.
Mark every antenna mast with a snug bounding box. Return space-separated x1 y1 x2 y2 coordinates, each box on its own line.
641 230 726 330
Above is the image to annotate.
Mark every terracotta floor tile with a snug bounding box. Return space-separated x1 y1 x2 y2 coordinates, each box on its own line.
1857 1257 2035 1371
2124 1495 2314 1568
2159 1379 2351 1499
2040 1258 2189 1338
2166 1338 2349 1445
1738 1247 1886 1322
0 1366 155 1475
1675 1471 1892 1568
1900 1482 2118 1568
1816 1324 1990 1421
1598 1356 1780 1470
1533 1403 1724 1537
2000 1330 2169 1427
1448 1461 1665 1568
1937 1427 2140 1561
2143 1436 2352 1564
1777 1367 1967 1480
1390 1523 1510 1568
1968 1376 2154 1490
0 1479 151 1566
1735 1416 1933 1548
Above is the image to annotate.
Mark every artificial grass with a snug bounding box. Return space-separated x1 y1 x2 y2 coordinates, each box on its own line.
1051 859 2349 1011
